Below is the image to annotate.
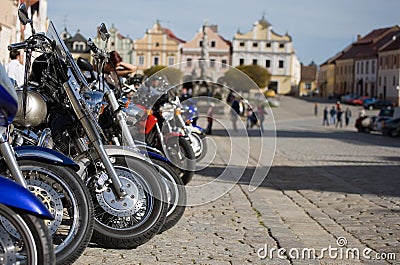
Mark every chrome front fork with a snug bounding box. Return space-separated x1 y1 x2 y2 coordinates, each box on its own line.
0 135 27 188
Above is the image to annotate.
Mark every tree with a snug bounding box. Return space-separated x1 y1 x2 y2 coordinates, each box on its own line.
223 64 271 91
143 65 183 85
236 65 271 89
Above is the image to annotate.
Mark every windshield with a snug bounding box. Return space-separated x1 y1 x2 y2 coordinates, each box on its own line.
46 21 90 90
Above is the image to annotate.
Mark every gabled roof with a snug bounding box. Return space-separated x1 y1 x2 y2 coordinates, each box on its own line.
337 26 400 61
301 65 317 82
63 30 90 53
379 35 400 52
162 27 186 43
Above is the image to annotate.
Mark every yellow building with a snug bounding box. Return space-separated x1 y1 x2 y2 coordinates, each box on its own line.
133 21 185 72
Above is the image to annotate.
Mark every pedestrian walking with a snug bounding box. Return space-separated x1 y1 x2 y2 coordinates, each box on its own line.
330 106 336 125
314 102 318 116
257 105 266 132
345 108 352 126
5 50 24 86
230 95 240 131
246 107 255 129
336 109 343 128
322 107 329 126
205 102 214 135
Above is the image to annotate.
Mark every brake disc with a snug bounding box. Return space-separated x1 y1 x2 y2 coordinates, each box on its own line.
95 169 147 218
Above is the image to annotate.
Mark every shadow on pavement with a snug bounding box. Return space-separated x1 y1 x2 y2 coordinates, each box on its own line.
276 129 400 148
196 164 400 198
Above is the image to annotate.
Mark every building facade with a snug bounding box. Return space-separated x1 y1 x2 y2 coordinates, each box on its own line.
231 16 300 94
93 24 134 65
180 23 231 83
61 29 91 60
0 0 18 65
0 0 48 65
377 36 400 105
133 21 185 72
299 63 317 96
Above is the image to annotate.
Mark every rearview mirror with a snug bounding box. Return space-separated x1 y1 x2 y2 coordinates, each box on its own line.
18 3 31 25
99 23 110 41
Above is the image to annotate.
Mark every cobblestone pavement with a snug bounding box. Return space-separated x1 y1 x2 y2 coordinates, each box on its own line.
75 96 400 265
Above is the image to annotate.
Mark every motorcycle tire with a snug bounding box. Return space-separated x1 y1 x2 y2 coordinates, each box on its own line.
0 204 55 265
16 160 94 265
89 155 168 249
165 136 196 185
150 158 186 233
190 132 207 161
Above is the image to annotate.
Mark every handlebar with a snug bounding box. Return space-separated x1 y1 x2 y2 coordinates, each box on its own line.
8 42 28 51
87 38 99 54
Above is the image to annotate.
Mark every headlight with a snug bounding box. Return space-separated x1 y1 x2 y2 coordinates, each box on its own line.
161 103 174 121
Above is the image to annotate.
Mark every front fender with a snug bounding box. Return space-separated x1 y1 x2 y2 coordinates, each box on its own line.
190 125 205 135
13 145 80 172
103 145 151 162
0 175 53 220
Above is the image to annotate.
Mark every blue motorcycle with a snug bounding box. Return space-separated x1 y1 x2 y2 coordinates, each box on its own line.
0 63 55 264
3 9 95 262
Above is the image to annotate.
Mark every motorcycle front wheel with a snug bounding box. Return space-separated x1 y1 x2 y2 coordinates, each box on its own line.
0 204 55 265
165 135 196 185
151 158 186 233
16 161 94 265
88 155 168 249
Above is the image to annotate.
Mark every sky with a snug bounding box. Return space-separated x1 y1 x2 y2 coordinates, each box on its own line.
47 0 400 65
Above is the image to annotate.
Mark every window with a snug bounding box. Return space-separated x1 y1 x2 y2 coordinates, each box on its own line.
361 62 364 74
253 42 258 48
187 58 192 67
266 43 271 48
199 41 203 47
393 76 396 86
239 42 245 47
356 62 359 74
153 56 159 66
379 76 381 86
168 57 174 66
210 59 216 68
73 42 85 51
155 42 160 47
221 59 227 68
265 60 271 68
211 41 216 48
138 56 144 66
239 58 244 65
278 60 284 68
372 61 376 74
279 43 285 48
366 61 369 74
252 59 258 65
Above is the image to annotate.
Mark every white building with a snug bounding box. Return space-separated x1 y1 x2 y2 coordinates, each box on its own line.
231 16 300 94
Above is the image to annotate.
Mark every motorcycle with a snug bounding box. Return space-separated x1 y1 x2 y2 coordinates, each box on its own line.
5 9 94 264
9 4 168 249
0 63 55 265
169 96 207 161
130 81 196 185
77 23 186 233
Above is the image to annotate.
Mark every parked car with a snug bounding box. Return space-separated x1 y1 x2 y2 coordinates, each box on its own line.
381 117 400 137
363 99 396 110
351 96 370 106
341 94 359 104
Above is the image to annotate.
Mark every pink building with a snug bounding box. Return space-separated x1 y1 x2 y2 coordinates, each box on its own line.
180 23 231 84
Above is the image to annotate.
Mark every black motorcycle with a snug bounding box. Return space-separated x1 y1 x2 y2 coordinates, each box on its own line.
9 4 168 249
